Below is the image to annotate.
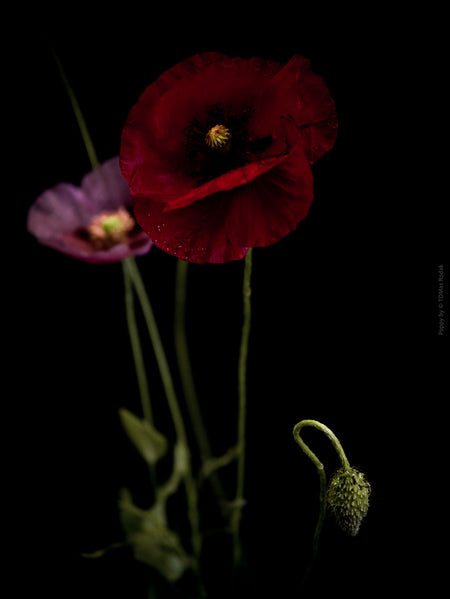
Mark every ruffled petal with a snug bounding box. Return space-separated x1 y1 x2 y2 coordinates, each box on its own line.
225 143 314 247
58 237 149 264
27 183 90 237
163 149 290 212
150 111 300 212
253 55 337 162
120 54 282 204
133 144 312 263
133 194 248 264
81 156 133 212
291 57 338 161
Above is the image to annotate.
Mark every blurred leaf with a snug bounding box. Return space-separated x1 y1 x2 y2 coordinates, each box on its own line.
119 488 153 534
118 488 192 582
131 528 192 582
119 408 168 466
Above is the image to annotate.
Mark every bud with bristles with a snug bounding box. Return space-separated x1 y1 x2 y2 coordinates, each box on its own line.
326 466 371 536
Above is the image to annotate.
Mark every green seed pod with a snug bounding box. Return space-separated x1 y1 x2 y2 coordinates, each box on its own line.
326 466 371 536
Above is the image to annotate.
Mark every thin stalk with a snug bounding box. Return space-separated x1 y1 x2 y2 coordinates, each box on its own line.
52 49 99 169
231 248 253 566
293 420 350 472
125 258 185 441
122 261 153 423
53 51 153 423
124 257 202 561
174 259 227 505
174 260 209 451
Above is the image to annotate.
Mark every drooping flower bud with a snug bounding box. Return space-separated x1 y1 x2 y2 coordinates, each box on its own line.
326 466 371 536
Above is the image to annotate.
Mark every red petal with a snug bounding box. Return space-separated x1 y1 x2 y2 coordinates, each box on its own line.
225 143 314 247
164 106 301 213
120 53 281 204
134 143 313 263
253 55 337 162
291 57 338 161
163 149 290 212
133 194 248 264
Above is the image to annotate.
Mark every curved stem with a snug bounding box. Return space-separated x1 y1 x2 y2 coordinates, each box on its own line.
293 420 350 472
122 261 153 423
231 248 253 566
174 259 227 506
125 257 202 561
292 419 350 571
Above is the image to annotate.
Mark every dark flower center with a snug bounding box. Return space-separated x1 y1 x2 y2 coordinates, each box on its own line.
184 103 272 185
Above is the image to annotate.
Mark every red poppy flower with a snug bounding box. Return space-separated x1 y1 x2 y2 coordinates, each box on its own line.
120 53 337 264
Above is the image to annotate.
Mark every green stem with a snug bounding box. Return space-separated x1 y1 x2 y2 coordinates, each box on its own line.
51 49 99 170
125 257 202 561
174 259 227 506
174 260 209 452
231 248 253 566
53 53 153 425
122 260 153 424
125 258 185 441
292 419 350 569
293 420 350 472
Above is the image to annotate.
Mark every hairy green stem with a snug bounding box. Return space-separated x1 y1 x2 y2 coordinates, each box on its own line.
231 248 253 566
293 420 350 472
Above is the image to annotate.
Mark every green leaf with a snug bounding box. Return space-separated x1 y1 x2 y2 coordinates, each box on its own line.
119 408 168 466
119 488 154 534
131 528 192 582
118 488 192 582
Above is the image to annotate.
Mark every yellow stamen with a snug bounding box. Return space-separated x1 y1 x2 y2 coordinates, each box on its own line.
205 124 232 150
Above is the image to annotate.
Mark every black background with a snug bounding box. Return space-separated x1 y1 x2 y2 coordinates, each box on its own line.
11 5 446 598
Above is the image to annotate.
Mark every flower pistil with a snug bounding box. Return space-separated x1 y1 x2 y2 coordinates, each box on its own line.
184 103 269 185
85 207 136 249
205 124 232 150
